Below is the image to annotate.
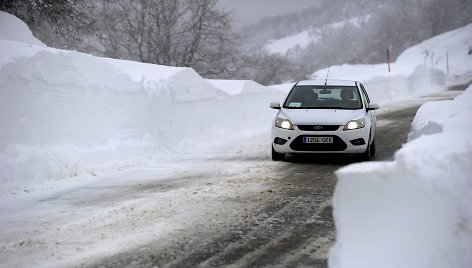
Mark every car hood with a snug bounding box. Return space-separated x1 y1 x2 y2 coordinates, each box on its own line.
279 108 365 125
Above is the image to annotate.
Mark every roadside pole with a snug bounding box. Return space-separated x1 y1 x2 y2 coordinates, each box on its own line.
446 52 449 74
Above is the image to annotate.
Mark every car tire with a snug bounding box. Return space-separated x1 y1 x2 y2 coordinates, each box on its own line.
370 139 376 157
360 137 373 161
272 146 285 161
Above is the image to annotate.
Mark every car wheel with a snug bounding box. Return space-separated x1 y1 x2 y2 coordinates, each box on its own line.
272 146 285 161
360 137 372 161
370 139 376 157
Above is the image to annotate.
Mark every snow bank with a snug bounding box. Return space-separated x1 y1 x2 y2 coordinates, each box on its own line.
330 86 472 268
207 79 274 95
0 11 45 47
0 11 50 66
397 24 472 76
311 24 472 104
312 63 447 105
269 82 297 94
364 65 446 104
0 12 283 194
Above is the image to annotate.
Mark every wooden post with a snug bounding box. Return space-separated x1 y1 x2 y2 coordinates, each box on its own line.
446 52 449 74
387 49 391 73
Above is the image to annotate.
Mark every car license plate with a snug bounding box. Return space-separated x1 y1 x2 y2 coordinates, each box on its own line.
303 137 333 144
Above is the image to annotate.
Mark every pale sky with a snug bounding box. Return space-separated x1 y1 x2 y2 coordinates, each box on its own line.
217 0 319 27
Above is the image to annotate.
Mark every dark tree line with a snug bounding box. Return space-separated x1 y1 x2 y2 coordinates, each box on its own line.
95 0 241 77
1 0 242 78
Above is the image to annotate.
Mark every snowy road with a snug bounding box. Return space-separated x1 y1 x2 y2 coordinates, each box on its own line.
1 12 471 268
89 91 462 268
0 89 464 268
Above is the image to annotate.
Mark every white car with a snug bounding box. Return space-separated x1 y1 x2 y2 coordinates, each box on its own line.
270 79 379 161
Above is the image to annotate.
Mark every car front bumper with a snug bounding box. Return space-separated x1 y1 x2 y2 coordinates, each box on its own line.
272 125 370 154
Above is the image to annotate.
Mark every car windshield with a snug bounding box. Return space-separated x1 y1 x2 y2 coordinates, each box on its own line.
283 85 363 110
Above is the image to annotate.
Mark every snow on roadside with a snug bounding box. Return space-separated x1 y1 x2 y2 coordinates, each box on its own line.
207 79 274 96
396 24 472 76
0 139 284 268
312 62 448 105
0 12 284 195
0 11 45 47
1 10 472 268
330 86 472 268
311 24 472 105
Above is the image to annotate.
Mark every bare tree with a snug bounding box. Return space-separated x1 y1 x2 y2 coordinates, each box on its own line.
95 0 241 77
250 53 292 85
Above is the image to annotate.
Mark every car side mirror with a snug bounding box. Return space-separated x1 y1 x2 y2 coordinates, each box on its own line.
367 103 379 111
270 102 281 109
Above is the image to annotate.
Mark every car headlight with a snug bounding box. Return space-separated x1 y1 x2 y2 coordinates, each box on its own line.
275 117 294 130
344 118 365 130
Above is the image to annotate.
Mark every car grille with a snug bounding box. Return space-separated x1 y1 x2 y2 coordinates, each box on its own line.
290 135 347 151
297 125 341 131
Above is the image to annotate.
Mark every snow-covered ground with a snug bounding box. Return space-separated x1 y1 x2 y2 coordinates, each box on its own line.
331 85 472 268
324 23 472 268
0 11 471 268
265 30 317 55
0 12 286 267
0 134 284 267
0 11 284 195
311 23 472 105
265 15 371 55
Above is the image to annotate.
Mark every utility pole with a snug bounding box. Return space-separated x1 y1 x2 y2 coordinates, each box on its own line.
446 52 449 74
387 49 391 73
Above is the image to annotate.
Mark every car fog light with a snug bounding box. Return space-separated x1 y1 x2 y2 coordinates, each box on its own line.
274 137 288 145
350 138 366 146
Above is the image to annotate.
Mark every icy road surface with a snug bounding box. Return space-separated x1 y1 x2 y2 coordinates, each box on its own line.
0 89 464 268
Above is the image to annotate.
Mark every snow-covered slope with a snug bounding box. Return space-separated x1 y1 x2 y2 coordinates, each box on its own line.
0 12 284 194
265 16 370 55
0 11 45 47
311 24 472 104
265 30 317 55
396 23 472 76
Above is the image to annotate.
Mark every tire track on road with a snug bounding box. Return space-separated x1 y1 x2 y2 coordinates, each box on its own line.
92 100 427 268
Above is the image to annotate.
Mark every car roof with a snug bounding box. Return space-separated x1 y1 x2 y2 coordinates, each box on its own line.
296 79 358 86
